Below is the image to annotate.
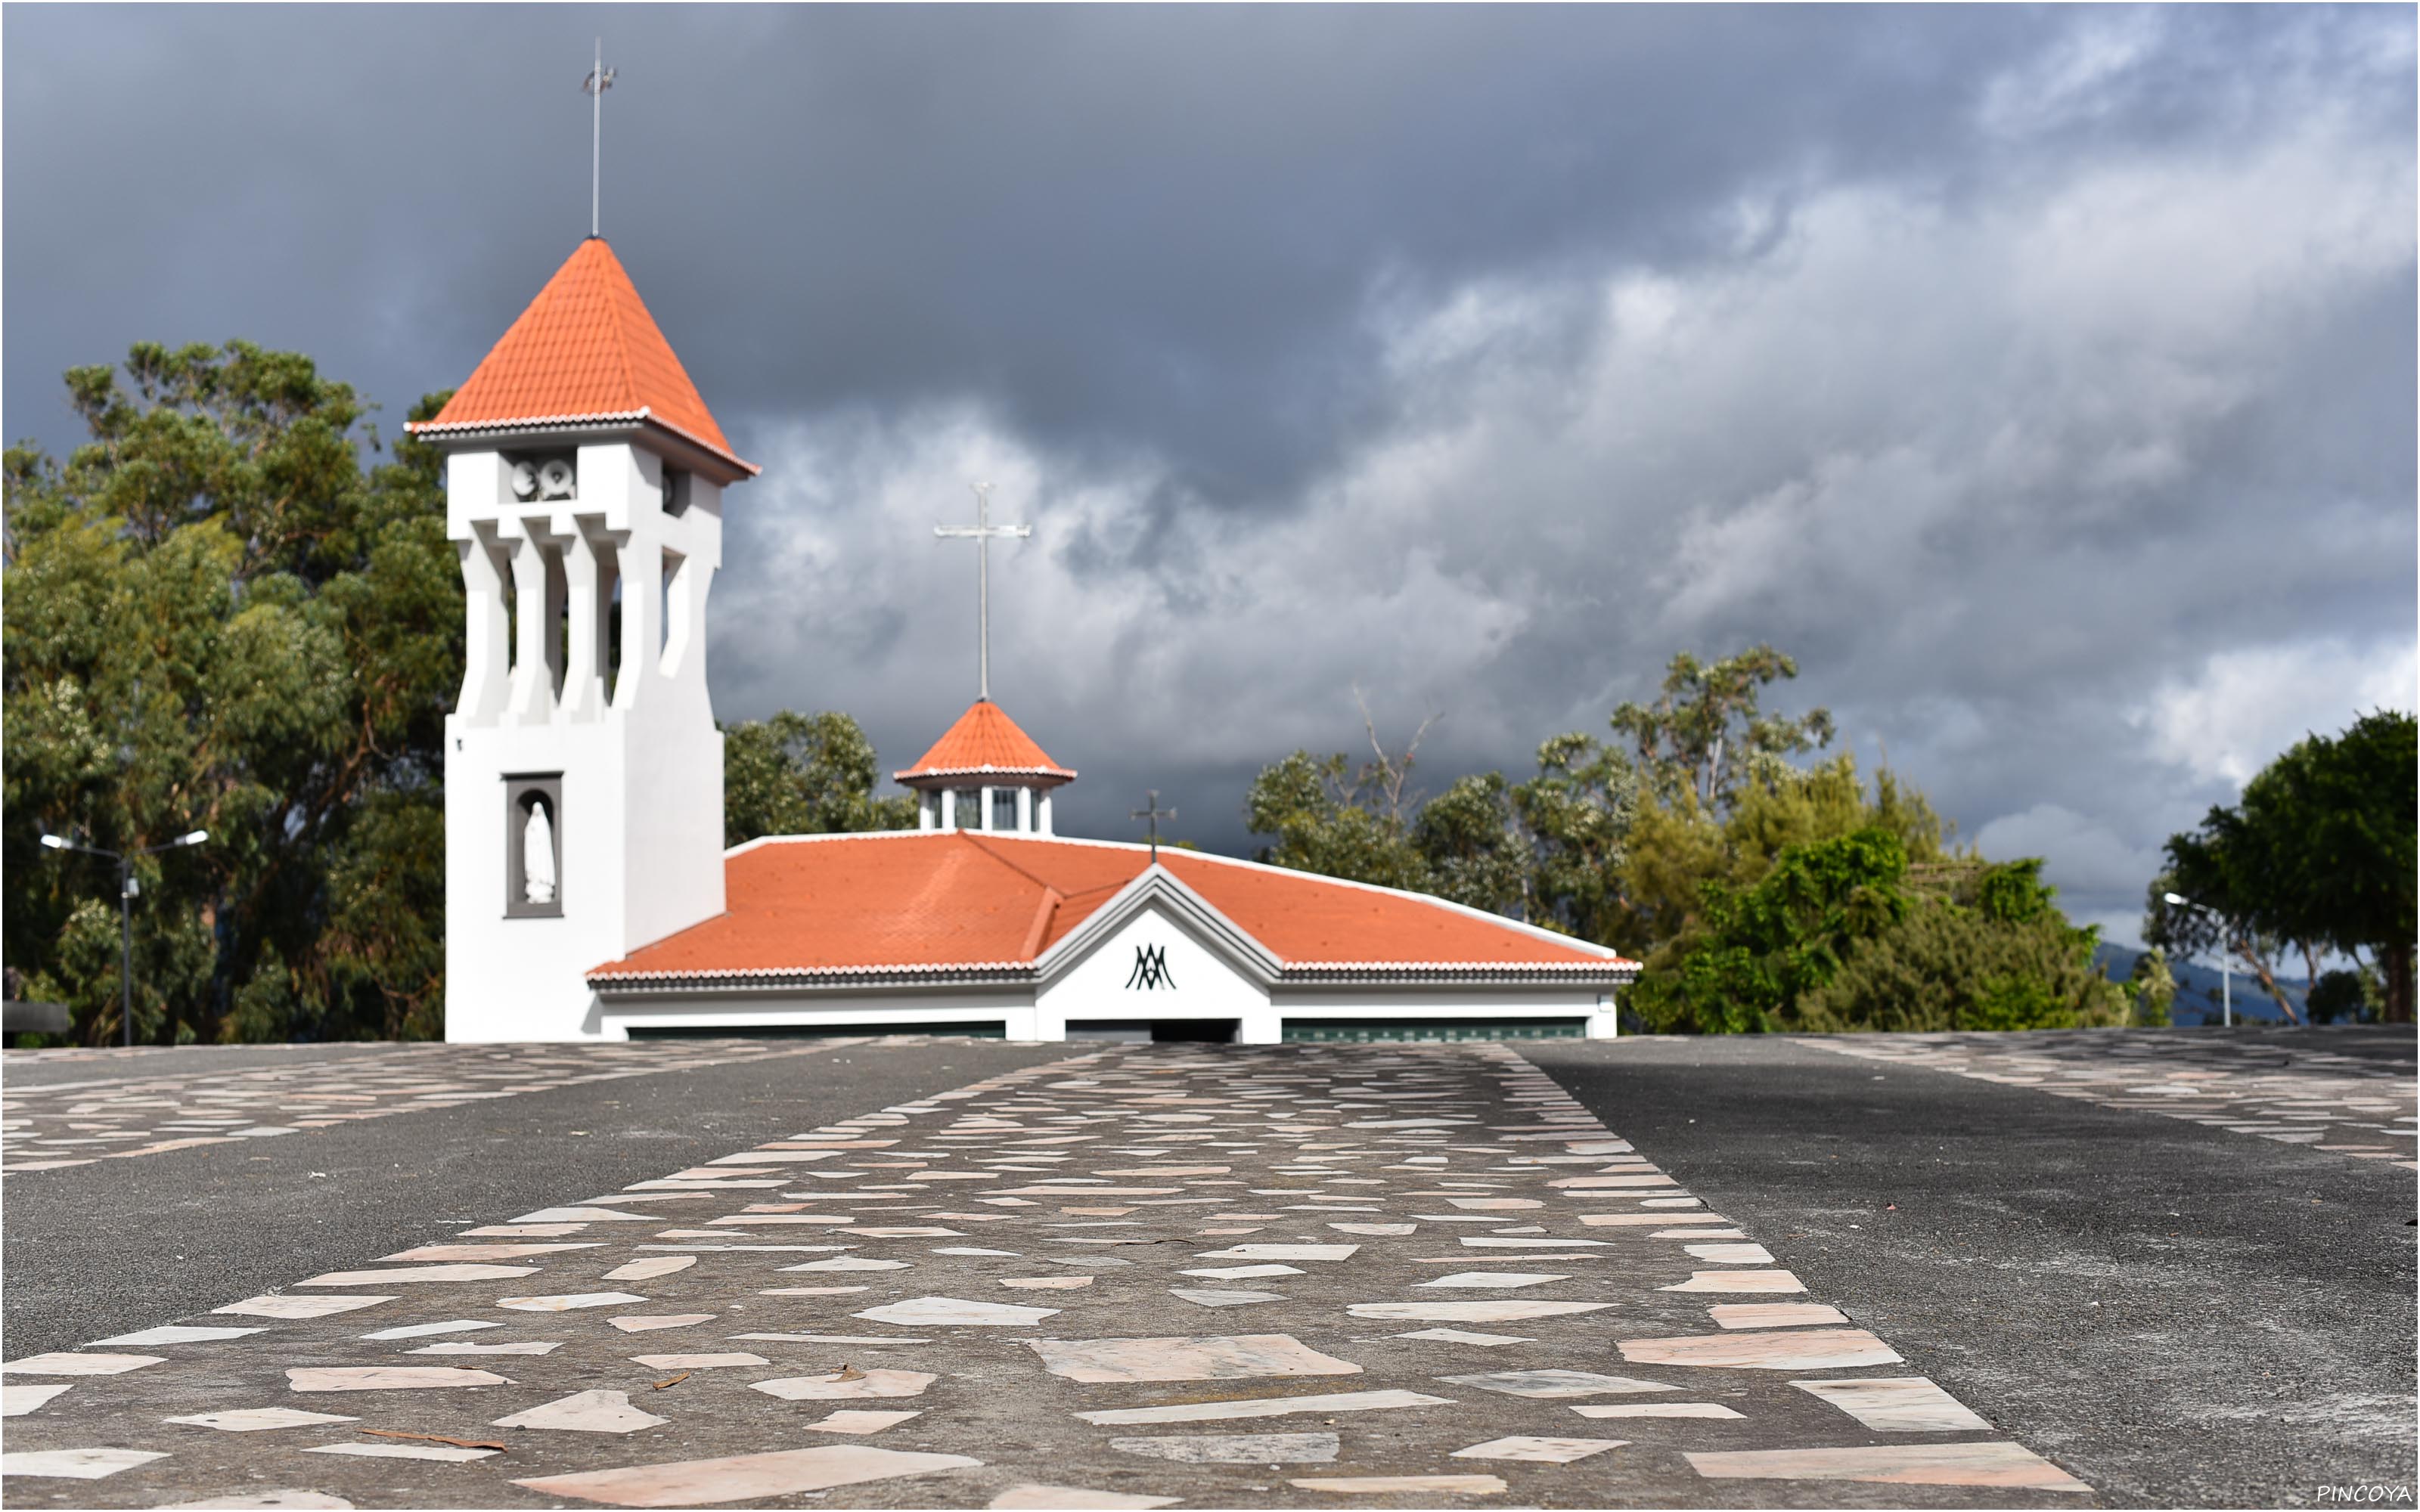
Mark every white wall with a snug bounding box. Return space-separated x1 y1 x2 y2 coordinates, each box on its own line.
1037 901 1275 1042
596 988 1036 1042
445 438 728 1043
1268 984 1615 1040
588 973 1619 1043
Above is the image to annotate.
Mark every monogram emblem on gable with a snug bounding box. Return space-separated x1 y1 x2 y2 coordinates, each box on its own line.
1125 944 1176 991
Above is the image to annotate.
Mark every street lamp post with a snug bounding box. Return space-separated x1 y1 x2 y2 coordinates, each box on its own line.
39 829 209 1047
2163 891 2232 1028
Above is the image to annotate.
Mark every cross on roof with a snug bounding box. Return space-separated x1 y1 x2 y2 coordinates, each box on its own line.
933 482 1030 702
582 39 616 238
1131 789 1177 863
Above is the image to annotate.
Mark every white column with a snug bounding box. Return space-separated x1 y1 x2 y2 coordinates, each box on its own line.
457 528 510 723
918 792 935 832
940 789 957 830
980 785 996 832
507 538 558 725
560 530 603 721
1016 786 1033 833
613 525 659 713
1038 792 1053 836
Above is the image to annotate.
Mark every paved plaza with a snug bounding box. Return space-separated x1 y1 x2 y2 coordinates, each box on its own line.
2 1030 2412 1508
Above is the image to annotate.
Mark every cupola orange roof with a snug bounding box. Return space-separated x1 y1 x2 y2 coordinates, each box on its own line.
895 700 1075 785
405 237 756 476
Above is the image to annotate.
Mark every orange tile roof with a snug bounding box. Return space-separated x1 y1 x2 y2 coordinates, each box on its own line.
588 832 1634 984
405 237 755 474
895 701 1075 782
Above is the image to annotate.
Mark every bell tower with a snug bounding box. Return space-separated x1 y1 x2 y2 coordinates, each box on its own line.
409 237 759 1040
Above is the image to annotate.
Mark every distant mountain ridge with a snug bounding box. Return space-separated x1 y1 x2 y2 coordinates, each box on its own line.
2094 943 2309 1026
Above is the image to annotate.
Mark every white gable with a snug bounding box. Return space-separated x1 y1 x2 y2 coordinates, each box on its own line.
1036 898 1270 1034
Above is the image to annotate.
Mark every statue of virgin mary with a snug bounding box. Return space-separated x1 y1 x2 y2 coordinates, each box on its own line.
523 796 558 906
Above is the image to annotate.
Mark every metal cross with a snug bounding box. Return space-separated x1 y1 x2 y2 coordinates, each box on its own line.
932 481 1029 701
1131 789 1177 863
582 39 617 238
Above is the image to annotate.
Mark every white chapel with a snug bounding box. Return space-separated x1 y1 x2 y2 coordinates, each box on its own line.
413 238 1634 1045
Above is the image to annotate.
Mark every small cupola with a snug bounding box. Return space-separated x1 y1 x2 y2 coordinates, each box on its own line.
895 699 1075 835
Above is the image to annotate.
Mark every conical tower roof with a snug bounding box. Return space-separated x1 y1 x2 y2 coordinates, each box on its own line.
406 237 755 475
895 700 1075 784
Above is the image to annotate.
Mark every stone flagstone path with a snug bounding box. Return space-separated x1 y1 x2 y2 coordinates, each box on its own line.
1802 1030 2418 1170
0 1040 866 1175
1 1044 2091 1507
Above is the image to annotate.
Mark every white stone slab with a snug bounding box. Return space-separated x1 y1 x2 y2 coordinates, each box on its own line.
286 1367 507 1392
0 1447 169 1479
1170 1288 1286 1307
0 1352 163 1376
88 1325 265 1346
496 1291 648 1312
1684 1243 1776 1264
1418 1272 1570 1289
1658 1269 1805 1294
216 1295 392 1319
513 1445 982 1506
751 1369 937 1400
163 1409 360 1433
1289 1473 1506 1495
604 1256 697 1281
1194 1244 1358 1261
1029 1334 1361 1383
1109 1431 1339 1463
2 1383 70 1417
1460 1237 1609 1247
361 1321 498 1341
1181 1264 1304 1280
1387 1329 1533 1347
1439 1370 1677 1399
1683 1442 2090 1491
1617 1328 1902 1371
607 1315 715 1332
306 1442 495 1462
1075 1388 1450 1426
1347 1300 1612 1322
1708 1303 1848 1330
492 1390 668 1434
1451 1436 1625 1463
1793 1377 1991 1431
989 1486 1179 1510
298 1265 537 1286
852 1296 1058 1327
1572 1401 1747 1419
805 1410 922 1434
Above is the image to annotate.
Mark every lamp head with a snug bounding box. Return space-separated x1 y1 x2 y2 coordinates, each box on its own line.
40 834 67 849
2162 891 2189 906
178 829 209 847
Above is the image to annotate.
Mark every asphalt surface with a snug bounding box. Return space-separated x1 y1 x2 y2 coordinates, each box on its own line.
1525 1030 2420 1509
2 1038 1075 1360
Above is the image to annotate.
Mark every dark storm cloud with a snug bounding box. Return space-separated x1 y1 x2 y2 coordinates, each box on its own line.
7 5 2413 945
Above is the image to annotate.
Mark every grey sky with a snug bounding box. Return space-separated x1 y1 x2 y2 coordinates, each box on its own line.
6 5 2413 948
